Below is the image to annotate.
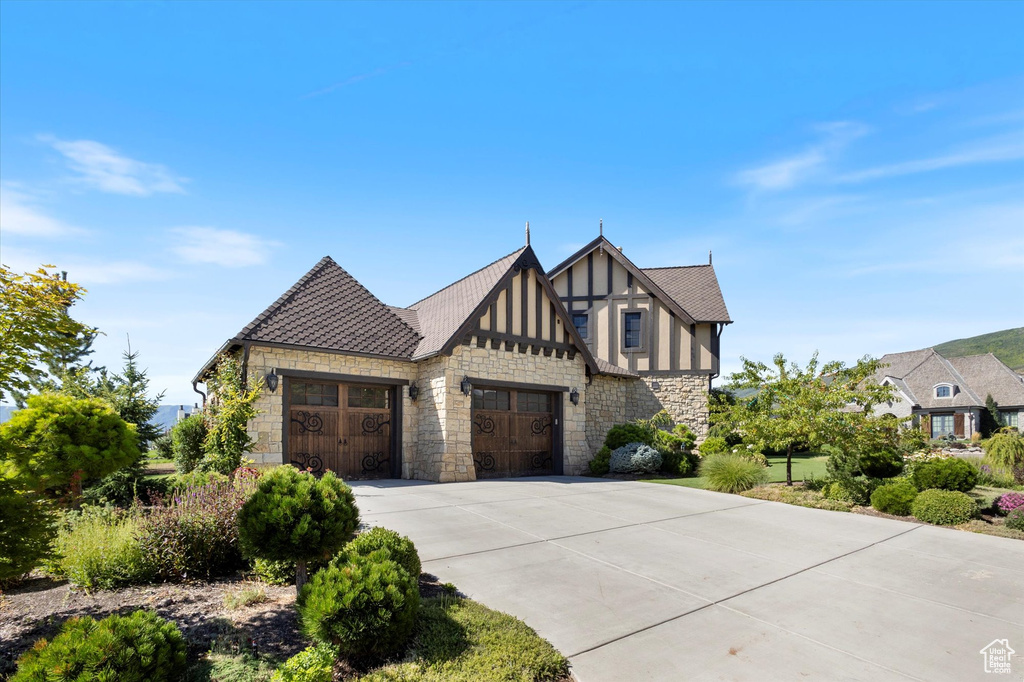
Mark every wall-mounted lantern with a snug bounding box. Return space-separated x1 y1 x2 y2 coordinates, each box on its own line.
265 369 279 393
408 383 419 401
460 376 473 396
569 387 579 406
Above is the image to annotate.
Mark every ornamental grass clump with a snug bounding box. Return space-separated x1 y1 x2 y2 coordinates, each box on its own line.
12 610 186 682
139 471 260 581
996 492 1024 516
608 443 662 474
911 489 976 526
700 452 768 493
50 505 154 589
238 466 359 594
299 550 419 663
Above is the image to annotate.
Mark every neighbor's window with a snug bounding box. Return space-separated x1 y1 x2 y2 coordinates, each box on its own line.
348 386 389 409
624 312 642 349
931 414 955 438
1000 411 1019 428
935 385 951 398
473 389 510 411
572 313 588 340
517 391 551 413
290 382 339 407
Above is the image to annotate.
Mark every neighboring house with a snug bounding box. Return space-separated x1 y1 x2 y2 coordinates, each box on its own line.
193 232 730 482
870 348 1024 438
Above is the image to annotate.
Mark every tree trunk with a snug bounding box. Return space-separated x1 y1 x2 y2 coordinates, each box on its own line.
786 444 793 487
295 559 308 597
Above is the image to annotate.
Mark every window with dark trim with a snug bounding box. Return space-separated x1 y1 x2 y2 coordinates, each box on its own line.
624 312 642 349
931 414 955 438
290 382 339 406
1000 411 1019 428
935 385 951 398
517 391 551 413
348 386 389 409
472 389 510 411
572 313 588 340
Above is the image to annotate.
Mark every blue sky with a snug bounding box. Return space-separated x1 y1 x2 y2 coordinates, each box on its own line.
2 1 1022 405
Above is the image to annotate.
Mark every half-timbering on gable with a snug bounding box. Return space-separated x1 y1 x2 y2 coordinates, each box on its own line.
193 232 731 482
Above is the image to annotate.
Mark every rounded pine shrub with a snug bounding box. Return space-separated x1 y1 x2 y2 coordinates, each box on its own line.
608 443 662 474
700 453 768 493
588 446 611 476
911 458 978 492
299 550 419 662
12 610 186 682
342 527 421 580
911 489 976 525
238 467 359 593
698 436 728 457
270 642 338 682
603 423 653 451
869 480 918 516
1005 507 1024 532
859 450 904 479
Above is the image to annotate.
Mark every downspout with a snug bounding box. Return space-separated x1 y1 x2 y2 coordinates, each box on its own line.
241 341 252 389
192 380 207 408
709 323 725 392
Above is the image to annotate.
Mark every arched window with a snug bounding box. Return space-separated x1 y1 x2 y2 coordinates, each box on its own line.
935 384 952 398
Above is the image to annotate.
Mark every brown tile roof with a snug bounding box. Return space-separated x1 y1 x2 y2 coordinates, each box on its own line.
594 357 638 378
642 265 731 323
947 354 1024 408
405 248 526 360
236 256 421 358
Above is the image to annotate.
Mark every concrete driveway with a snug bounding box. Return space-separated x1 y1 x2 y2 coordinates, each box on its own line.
351 476 1024 682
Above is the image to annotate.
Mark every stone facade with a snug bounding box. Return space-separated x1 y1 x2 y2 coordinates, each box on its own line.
236 342 709 480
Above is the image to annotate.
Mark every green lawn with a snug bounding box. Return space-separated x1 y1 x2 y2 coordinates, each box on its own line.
645 452 828 490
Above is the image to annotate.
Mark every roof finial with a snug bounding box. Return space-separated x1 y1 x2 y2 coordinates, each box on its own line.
709 249 713 265
599 218 603 236
525 221 530 247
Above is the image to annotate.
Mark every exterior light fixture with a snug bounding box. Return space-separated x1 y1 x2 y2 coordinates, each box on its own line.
460 376 473 396
408 383 419 401
265 369 279 393
569 387 579 406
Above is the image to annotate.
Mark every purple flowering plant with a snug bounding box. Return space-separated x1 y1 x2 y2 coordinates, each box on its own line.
996 492 1024 516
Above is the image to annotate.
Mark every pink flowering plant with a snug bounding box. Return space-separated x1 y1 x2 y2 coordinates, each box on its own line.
996 492 1024 516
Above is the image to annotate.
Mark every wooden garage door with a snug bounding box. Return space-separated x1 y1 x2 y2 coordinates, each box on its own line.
287 381 393 479
472 387 554 479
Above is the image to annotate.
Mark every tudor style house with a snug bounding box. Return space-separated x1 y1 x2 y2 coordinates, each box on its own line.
193 232 731 482
869 348 1024 439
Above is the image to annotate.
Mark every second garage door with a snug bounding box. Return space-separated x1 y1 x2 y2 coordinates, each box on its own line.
472 387 555 478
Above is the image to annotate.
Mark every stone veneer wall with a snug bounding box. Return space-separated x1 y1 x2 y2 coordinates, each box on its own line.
584 375 630 454
630 374 711 440
443 340 590 478
243 346 418 467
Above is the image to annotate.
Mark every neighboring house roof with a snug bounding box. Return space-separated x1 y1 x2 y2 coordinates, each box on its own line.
547 235 731 324
404 248 525 360
871 347 1024 411
642 265 731 323
948 354 1024 408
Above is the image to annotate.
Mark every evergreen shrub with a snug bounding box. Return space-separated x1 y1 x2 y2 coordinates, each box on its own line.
608 443 662 474
588 446 611 476
912 458 978 492
342 527 421 580
911 489 977 525
869 479 918 516
858 450 904 479
603 423 653 451
171 414 207 474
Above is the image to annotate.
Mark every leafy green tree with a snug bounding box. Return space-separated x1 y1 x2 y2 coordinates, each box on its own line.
714 353 895 486
0 265 95 402
0 394 139 499
237 467 359 594
0 478 57 585
201 355 262 474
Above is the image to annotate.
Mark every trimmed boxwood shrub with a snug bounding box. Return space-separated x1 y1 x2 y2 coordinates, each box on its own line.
870 480 918 516
608 443 662 474
911 489 976 525
603 424 653 451
700 453 768 493
588 446 611 476
299 549 419 662
342 527 421 580
911 458 978 492
1005 507 1024 531
12 610 186 682
859 450 904 479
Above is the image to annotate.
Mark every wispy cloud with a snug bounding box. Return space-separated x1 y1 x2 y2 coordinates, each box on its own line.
40 135 187 196
836 133 1024 184
735 121 869 191
0 245 171 284
0 184 87 238
170 227 281 267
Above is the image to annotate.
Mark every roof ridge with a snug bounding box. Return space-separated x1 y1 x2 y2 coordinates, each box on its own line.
237 255 336 339
642 264 713 271
407 247 526 309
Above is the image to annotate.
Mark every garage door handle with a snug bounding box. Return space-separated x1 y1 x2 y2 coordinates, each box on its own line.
339 438 347 445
